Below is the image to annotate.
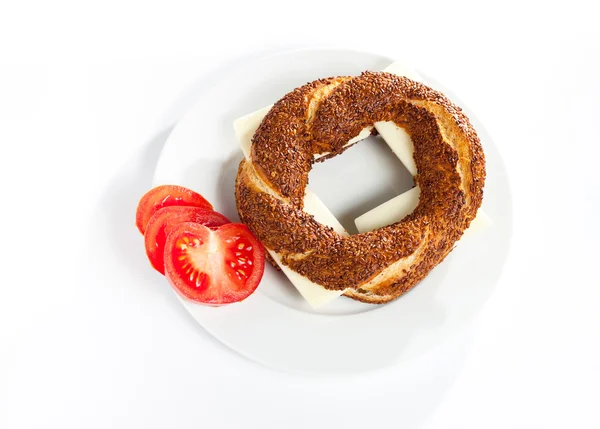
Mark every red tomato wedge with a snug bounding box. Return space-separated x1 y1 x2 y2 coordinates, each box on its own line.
164 222 265 305
136 185 212 234
144 206 231 275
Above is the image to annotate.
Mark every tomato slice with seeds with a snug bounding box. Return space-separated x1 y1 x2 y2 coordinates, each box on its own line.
136 185 212 234
164 222 265 305
144 206 231 275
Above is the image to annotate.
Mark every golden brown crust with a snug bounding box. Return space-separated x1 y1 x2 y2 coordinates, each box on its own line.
235 71 486 304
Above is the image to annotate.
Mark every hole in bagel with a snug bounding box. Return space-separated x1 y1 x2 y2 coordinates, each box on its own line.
309 133 414 235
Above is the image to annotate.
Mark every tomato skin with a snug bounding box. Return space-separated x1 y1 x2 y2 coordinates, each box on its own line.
144 206 230 275
164 222 265 305
136 185 212 234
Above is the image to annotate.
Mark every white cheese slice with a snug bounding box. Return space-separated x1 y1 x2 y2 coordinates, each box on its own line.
355 186 421 233
233 104 273 158
374 121 417 176
268 251 345 307
373 61 423 176
303 189 347 235
355 185 491 245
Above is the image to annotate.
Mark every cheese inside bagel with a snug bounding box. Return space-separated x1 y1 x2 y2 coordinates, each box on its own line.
233 61 491 308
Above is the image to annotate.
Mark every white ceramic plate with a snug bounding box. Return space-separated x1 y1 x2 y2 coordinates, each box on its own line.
153 48 512 374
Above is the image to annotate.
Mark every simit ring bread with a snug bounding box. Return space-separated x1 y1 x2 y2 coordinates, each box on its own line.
235 71 485 304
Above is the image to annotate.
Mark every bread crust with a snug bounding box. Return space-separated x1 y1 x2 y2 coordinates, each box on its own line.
235 71 485 304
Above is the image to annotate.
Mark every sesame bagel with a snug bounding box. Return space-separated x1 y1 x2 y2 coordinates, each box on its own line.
235 71 485 304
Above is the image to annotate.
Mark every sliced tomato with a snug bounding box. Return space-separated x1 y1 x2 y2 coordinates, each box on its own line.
144 206 230 275
164 222 265 305
136 185 212 234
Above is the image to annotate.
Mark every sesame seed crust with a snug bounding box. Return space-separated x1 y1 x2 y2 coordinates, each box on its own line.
235 71 486 304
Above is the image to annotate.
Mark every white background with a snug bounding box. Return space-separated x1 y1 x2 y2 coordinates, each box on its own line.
1 1 599 428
